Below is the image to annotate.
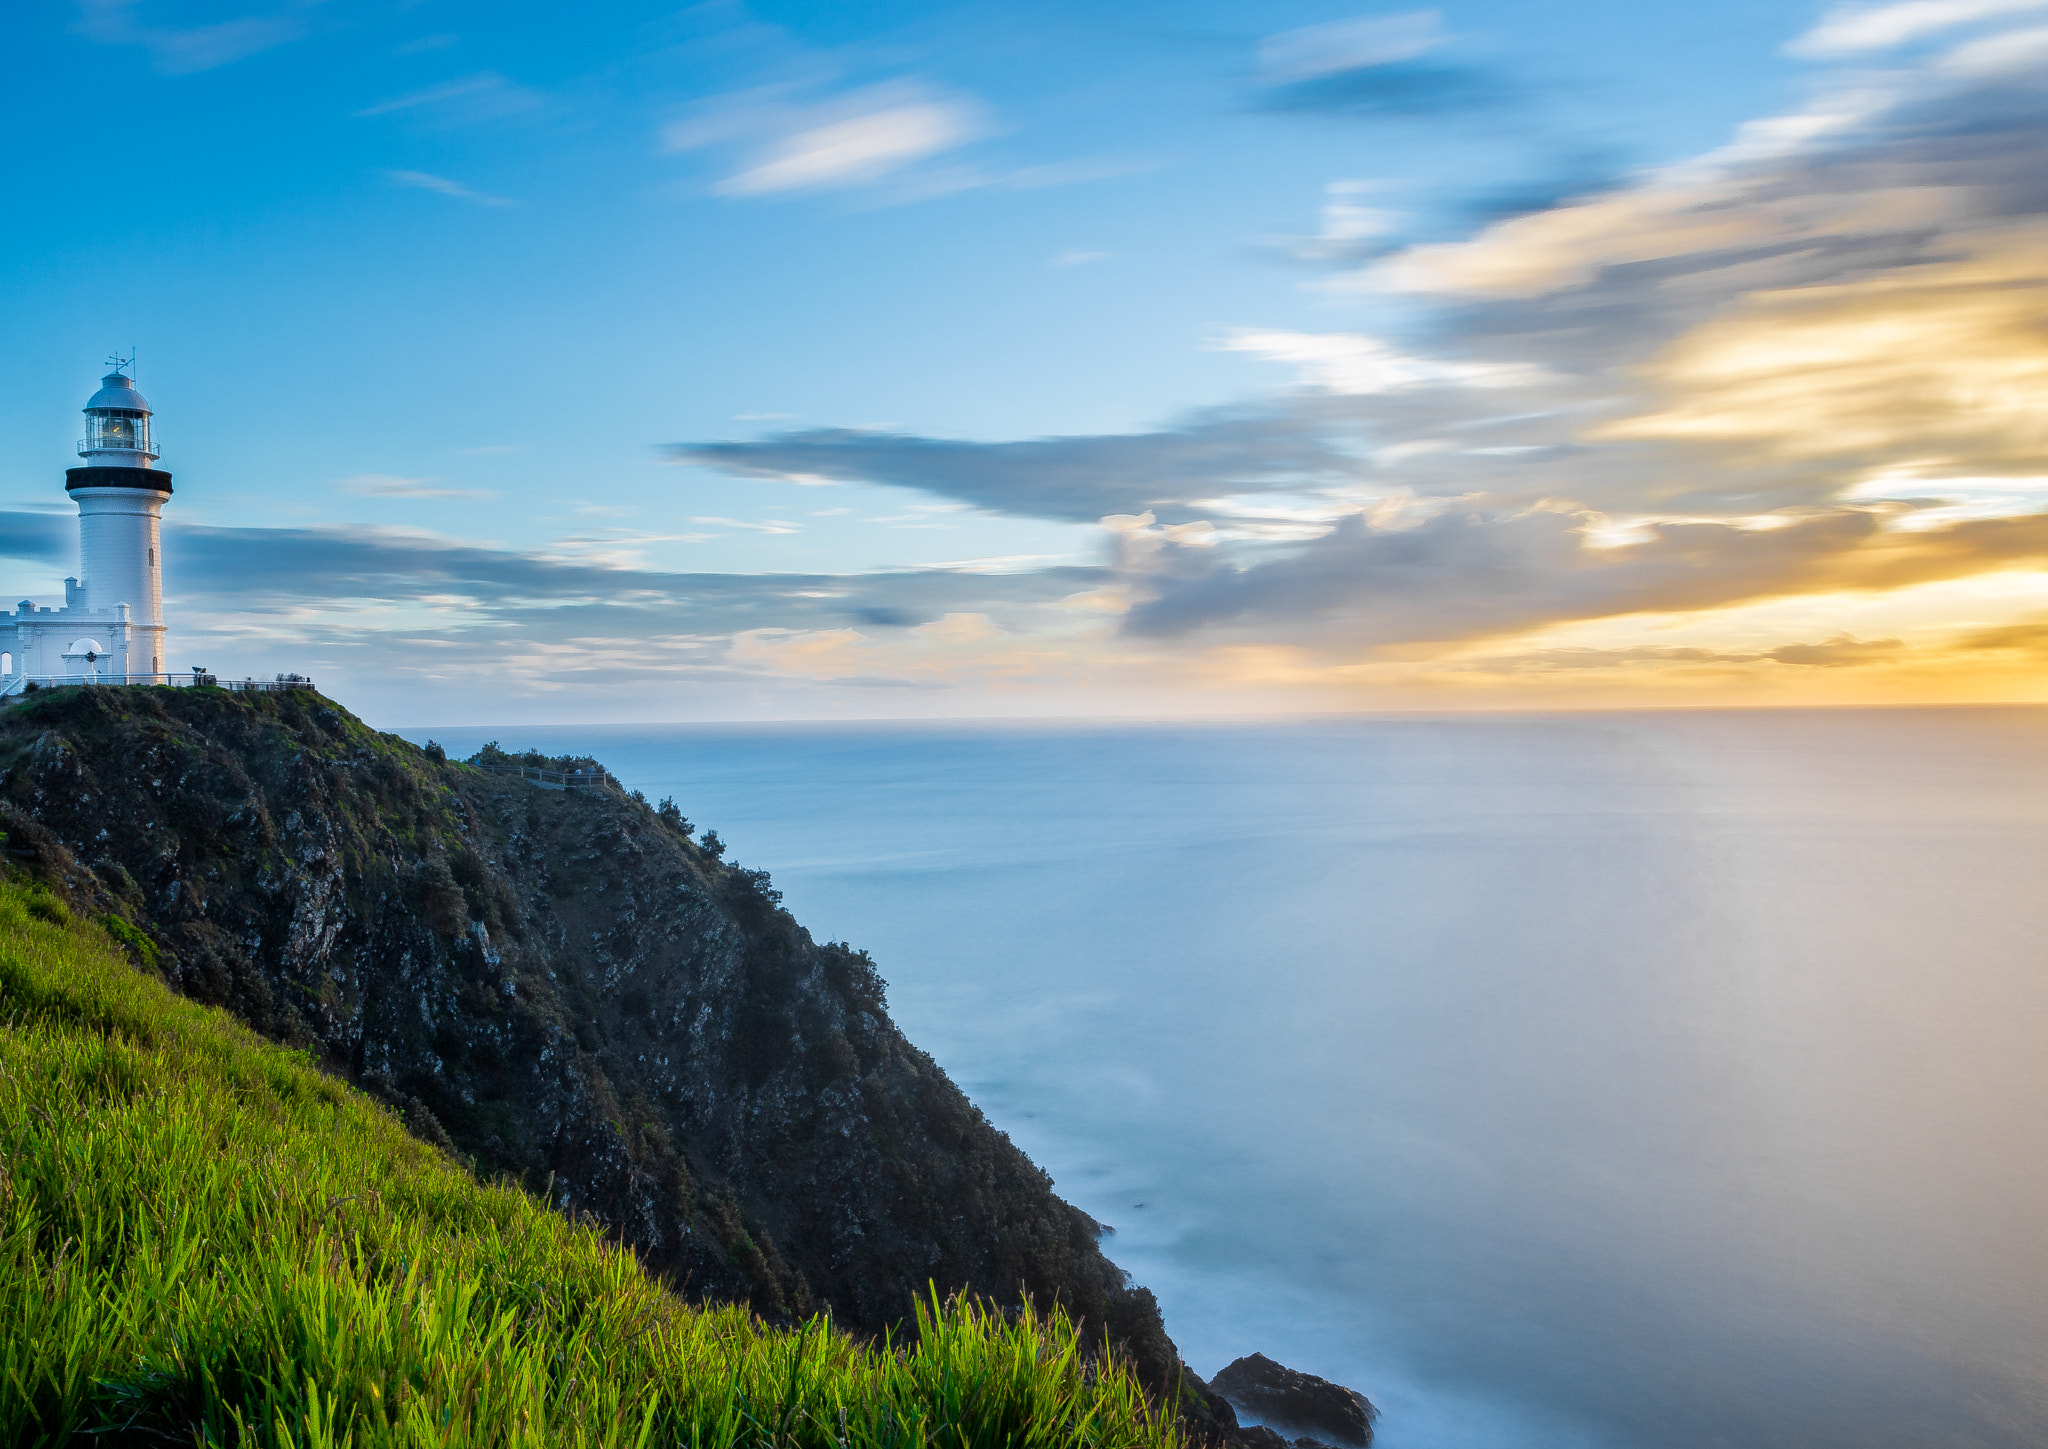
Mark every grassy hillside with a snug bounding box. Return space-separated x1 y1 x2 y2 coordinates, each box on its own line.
0 870 1185 1448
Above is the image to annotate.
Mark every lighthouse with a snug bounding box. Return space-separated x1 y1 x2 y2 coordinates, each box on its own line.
0 358 174 691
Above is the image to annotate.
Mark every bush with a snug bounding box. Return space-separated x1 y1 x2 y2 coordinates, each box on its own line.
25 893 67 927
423 739 446 763
100 912 159 968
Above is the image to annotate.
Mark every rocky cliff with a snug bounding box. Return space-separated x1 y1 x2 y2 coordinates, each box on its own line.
0 684 1233 1425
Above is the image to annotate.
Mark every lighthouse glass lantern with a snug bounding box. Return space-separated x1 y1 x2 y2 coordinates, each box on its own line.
78 362 158 462
86 410 146 451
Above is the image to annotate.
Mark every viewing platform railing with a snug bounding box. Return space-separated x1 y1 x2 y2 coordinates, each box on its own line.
470 761 624 795
0 672 315 700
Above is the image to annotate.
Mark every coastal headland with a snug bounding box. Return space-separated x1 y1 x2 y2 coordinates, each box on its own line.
0 682 1376 1442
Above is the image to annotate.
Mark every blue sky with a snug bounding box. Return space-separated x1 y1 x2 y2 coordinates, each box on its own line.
6 1 2048 722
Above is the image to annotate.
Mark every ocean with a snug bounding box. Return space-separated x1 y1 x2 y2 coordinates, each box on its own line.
399 709 2048 1449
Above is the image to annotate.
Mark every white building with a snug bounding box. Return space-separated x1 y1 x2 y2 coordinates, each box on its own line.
0 360 174 693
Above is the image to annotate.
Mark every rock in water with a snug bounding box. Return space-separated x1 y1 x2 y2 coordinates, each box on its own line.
1212 1353 1377 1448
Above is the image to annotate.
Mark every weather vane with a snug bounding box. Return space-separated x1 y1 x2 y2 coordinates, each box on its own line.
106 350 134 376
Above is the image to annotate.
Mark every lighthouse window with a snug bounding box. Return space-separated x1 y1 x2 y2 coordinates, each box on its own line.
148 548 155 566
0 653 10 677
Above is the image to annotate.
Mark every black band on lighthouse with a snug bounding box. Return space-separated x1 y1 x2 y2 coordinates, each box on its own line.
66 467 173 495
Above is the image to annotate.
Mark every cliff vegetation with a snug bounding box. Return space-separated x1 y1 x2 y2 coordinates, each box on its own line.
0 868 1185 1448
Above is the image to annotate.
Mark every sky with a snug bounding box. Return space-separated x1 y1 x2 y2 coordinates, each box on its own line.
4 0 2048 722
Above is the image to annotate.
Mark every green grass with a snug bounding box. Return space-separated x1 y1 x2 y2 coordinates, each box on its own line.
0 873 1184 1449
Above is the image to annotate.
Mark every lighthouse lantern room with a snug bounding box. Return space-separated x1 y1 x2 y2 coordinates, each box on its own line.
0 357 174 693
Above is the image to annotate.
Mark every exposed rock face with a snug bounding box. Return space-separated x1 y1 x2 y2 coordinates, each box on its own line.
0 686 1224 1417
1232 1427 1332 1449
1212 1353 1377 1448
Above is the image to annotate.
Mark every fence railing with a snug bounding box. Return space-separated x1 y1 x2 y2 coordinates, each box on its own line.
470 761 623 795
0 673 315 699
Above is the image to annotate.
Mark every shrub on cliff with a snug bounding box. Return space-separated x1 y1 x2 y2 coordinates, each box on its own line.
0 871 1184 1449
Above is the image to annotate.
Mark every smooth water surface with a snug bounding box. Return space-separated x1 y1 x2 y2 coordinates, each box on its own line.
404 710 2048 1448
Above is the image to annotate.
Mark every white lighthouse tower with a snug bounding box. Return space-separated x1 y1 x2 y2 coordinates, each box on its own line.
0 357 174 691
71 360 171 675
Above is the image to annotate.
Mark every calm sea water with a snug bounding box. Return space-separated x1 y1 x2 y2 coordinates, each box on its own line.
401 710 2048 1449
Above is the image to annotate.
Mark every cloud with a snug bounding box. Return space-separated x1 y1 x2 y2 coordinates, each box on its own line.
1586 227 2048 471
682 19 2048 666
1252 11 1505 119
1220 328 1546 394
665 83 984 198
1761 633 1906 666
0 512 73 565
353 74 542 125
1788 0 2048 57
1258 12 1449 85
1955 616 2048 654
1258 63 1504 119
723 98 974 195
341 474 496 501
670 413 1359 524
1121 500 2048 646
690 516 802 534
1265 179 1403 264
1118 506 1862 643
1467 634 1905 673
73 0 308 73
158 523 1100 674
384 170 515 206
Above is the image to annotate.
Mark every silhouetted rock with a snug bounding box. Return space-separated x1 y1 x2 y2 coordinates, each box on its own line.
1213 1352 1377 1448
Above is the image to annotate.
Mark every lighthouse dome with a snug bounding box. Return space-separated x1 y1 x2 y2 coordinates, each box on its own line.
85 372 151 414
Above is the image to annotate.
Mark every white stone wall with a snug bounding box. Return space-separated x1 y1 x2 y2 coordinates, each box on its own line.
0 608 160 682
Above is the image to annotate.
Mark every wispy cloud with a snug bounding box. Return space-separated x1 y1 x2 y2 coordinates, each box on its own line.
383 170 515 206
1462 634 1906 673
1788 0 2048 56
72 0 310 73
691 516 803 534
341 474 496 501
665 82 984 198
157 521 1099 695
1253 10 1506 119
354 73 542 125
1257 11 1449 86
670 414 1357 524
